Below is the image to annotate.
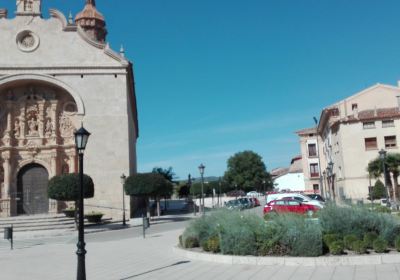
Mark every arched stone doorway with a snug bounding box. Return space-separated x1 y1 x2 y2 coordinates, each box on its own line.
17 163 49 215
0 78 80 217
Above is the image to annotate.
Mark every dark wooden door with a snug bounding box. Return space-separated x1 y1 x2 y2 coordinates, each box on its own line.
17 163 49 215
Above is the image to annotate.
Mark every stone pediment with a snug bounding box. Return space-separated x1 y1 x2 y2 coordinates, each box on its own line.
0 9 127 69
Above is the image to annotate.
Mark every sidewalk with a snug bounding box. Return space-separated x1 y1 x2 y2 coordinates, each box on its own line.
1 226 400 279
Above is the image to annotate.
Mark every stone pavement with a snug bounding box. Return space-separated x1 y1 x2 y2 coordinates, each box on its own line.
1 227 400 280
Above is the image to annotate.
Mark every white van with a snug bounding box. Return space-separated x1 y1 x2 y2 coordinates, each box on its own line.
266 192 324 209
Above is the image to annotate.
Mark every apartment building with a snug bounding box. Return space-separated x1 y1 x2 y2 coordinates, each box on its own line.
298 83 400 202
296 128 326 195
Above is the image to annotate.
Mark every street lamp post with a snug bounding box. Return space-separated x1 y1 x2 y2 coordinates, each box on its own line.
74 125 90 280
218 177 222 207
188 174 195 216
120 174 127 226
327 161 334 202
198 164 205 215
379 149 390 204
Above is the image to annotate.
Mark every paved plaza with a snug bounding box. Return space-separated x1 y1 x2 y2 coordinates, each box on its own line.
1 218 400 280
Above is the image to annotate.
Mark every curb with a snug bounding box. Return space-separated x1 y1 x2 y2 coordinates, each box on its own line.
172 246 400 266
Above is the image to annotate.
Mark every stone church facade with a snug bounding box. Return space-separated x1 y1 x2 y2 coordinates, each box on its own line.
0 0 138 219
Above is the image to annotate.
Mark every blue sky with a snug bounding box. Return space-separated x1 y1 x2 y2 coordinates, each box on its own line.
4 0 400 179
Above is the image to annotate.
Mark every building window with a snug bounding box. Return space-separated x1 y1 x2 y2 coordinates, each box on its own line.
352 103 358 110
365 137 377 150
363 121 375 129
313 184 319 191
308 143 317 157
382 120 394 128
310 163 319 178
385 136 397 148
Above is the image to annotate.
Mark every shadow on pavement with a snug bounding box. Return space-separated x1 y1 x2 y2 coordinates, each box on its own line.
119 260 191 279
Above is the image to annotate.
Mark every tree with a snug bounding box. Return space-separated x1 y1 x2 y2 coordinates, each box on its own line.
152 167 176 182
124 173 173 217
223 150 272 192
368 179 387 200
48 173 94 201
367 153 400 200
48 173 94 226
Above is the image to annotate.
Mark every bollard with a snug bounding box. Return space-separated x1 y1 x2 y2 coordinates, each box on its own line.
142 214 150 238
4 225 13 250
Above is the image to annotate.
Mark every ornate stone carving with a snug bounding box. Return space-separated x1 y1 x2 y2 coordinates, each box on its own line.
27 117 39 136
59 112 74 138
13 119 20 138
44 119 54 137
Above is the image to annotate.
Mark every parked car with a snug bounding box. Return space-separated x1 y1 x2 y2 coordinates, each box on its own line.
266 192 324 208
237 197 252 209
249 197 260 207
306 194 325 202
224 199 247 211
263 198 320 215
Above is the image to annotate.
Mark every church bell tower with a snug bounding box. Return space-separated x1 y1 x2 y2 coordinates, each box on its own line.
75 0 107 43
16 0 41 16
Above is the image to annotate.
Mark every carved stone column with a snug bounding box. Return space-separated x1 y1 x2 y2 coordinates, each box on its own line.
49 151 58 214
2 152 11 217
18 102 26 147
38 101 45 141
3 102 13 146
49 100 58 145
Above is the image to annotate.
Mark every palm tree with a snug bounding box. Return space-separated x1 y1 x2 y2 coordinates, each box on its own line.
367 153 400 201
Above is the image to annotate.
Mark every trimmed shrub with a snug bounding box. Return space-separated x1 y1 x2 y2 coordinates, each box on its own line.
352 240 368 254
323 233 341 247
373 237 388 253
48 173 94 201
184 236 199 248
203 236 220 253
343 234 358 250
329 240 344 255
395 235 400 252
363 232 378 249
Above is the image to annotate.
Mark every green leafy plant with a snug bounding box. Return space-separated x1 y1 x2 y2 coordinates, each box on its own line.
202 236 220 253
329 240 344 255
323 233 341 247
395 235 400 252
373 237 388 253
352 240 368 254
374 206 391 214
363 232 378 249
343 234 358 250
184 236 199 248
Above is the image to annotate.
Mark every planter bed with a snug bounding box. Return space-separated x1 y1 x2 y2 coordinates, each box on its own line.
173 246 400 266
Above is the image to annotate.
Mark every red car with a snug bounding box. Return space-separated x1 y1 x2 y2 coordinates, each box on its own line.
263 198 320 215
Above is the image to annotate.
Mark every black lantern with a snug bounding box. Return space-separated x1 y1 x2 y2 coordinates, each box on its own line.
198 163 205 176
74 126 91 153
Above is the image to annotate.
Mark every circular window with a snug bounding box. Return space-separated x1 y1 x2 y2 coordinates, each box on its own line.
16 30 40 52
